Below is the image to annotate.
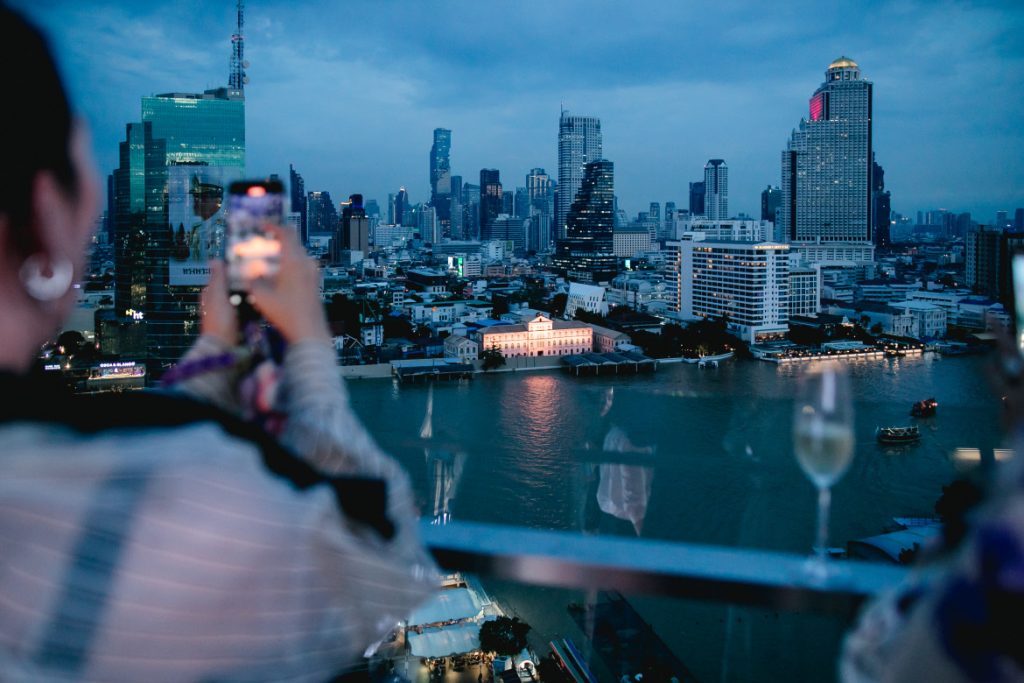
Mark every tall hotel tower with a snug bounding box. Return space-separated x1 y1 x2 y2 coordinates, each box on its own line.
557 111 602 239
781 57 873 243
703 159 728 220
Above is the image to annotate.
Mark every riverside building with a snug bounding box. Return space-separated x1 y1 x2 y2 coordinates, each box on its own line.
671 235 790 343
781 57 873 245
478 315 593 358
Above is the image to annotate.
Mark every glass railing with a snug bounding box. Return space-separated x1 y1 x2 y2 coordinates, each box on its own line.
342 352 1007 681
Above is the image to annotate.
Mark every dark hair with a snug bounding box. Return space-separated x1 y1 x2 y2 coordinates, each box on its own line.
0 5 78 255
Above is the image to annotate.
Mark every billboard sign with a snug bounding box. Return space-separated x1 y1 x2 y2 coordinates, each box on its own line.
167 165 238 286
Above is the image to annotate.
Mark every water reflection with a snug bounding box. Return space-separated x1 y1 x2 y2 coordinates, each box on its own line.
582 389 655 537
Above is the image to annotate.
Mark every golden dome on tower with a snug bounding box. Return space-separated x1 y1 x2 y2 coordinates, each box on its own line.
829 56 859 69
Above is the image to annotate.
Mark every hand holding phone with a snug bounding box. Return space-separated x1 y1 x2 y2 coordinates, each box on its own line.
226 180 284 301
247 223 331 344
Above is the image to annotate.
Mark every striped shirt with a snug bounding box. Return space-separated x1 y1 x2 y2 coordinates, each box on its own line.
0 338 438 681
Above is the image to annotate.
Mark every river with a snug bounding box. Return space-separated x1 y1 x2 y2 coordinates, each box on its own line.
347 353 1006 681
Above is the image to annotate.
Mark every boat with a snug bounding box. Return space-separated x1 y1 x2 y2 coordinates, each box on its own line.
910 397 938 417
680 351 734 364
876 425 921 444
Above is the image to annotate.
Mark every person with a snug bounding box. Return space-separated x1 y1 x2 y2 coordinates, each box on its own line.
0 7 436 681
188 175 225 263
840 332 1024 681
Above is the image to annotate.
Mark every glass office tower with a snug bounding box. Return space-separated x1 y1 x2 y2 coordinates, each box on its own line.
553 160 617 283
109 87 245 374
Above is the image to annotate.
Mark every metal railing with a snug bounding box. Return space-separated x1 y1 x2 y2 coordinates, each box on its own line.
421 520 907 618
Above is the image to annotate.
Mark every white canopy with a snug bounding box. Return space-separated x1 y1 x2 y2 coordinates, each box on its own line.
408 622 481 658
407 587 481 626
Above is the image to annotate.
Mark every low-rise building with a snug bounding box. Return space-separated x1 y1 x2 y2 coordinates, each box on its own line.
409 300 494 326
478 314 592 358
589 324 632 353
889 300 947 339
443 335 479 363
565 282 607 319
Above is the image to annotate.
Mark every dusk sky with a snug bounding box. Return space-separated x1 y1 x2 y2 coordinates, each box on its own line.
18 0 1024 222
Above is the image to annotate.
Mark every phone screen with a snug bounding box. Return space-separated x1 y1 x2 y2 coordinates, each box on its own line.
1014 254 1024 354
226 180 284 294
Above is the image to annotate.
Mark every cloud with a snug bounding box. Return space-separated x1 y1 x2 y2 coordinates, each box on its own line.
15 0 1024 219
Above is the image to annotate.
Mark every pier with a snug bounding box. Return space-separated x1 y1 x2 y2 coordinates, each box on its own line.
561 352 658 377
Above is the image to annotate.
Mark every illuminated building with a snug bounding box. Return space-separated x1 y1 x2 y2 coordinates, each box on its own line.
557 111 602 239
781 57 873 243
430 128 452 236
479 169 502 242
552 160 617 284
703 160 728 220
672 235 790 342
479 315 593 358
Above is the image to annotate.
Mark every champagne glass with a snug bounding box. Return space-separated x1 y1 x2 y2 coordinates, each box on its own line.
793 361 854 582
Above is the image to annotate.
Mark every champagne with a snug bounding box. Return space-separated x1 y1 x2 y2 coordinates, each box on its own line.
794 421 854 488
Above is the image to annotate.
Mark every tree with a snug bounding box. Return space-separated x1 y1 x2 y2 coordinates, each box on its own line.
481 346 506 371
478 616 530 656
870 322 884 335
549 293 568 318
56 330 85 355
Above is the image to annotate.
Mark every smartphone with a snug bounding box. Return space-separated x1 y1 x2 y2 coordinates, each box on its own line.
1013 253 1024 354
226 179 284 306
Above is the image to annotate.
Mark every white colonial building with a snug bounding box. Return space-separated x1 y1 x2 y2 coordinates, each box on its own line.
443 335 479 363
478 315 593 358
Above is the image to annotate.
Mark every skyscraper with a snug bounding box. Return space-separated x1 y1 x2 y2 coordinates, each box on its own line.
781 57 873 243
557 111 602 239
514 187 530 220
462 183 480 240
111 79 245 371
340 194 369 252
689 181 705 217
648 202 661 243
449 175 464 239
703 160 728 220
430 128 452 236
527 168 555 251
553 160 617 283
109 122 165 353
663 201 677 240
289 163 306 245
871 159 891 248
395 187 410 226
761 185 781 223
307 191 339 236
479 169 502 241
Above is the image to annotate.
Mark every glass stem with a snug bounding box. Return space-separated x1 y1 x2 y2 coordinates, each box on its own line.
815 485 831 560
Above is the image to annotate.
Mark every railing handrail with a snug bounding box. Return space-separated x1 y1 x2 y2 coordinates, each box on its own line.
421 520 908 617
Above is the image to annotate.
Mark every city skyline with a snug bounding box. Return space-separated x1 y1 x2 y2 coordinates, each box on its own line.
18 0 1024 222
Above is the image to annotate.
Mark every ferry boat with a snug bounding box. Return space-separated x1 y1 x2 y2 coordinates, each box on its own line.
876 425 921 444
910 397 938 418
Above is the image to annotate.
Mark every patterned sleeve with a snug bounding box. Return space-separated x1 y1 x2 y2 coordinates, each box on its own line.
173 335 243 414
276 339 439 581
841 470 1024 682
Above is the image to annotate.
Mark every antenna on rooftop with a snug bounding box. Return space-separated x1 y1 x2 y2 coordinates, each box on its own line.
229 0 246 91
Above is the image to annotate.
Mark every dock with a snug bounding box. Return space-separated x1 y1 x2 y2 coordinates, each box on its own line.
562 352 658 377
392 360 475 383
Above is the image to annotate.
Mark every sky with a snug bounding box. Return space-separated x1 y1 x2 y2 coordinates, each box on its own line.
17 0 1024 223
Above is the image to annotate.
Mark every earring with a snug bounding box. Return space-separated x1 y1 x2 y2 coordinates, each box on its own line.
19 254 74 302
